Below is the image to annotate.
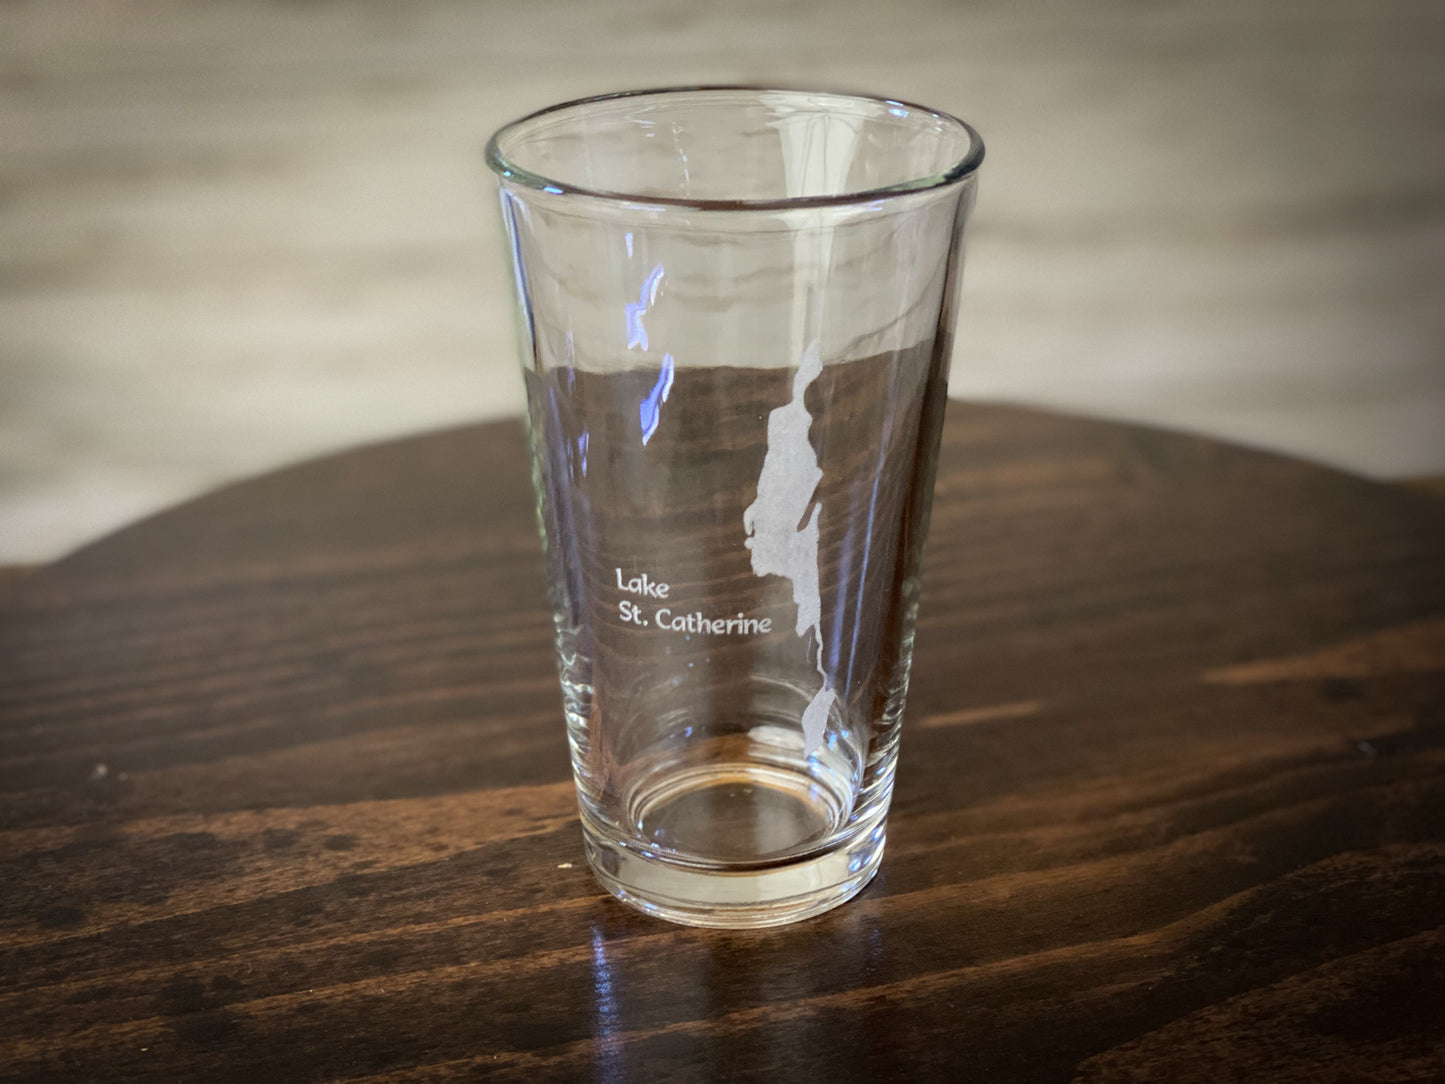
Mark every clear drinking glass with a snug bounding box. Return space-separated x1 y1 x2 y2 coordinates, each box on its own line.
486 87 982 927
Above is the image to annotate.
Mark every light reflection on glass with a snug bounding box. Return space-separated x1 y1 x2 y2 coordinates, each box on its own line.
639 353 675 445
498 190 534 348
842 404 894 686
625 264 665 351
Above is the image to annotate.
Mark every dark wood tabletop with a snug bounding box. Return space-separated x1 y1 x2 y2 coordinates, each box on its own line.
2 406 1443 1083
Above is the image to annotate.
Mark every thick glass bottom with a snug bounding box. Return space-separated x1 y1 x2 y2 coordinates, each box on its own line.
579 763 888 928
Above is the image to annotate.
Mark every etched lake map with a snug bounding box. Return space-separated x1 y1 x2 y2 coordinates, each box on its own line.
743 343 837 756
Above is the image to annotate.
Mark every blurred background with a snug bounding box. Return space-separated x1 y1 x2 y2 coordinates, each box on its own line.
2 0 1443 564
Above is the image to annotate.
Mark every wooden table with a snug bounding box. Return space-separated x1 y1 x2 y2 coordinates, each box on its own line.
2 407 1443 1082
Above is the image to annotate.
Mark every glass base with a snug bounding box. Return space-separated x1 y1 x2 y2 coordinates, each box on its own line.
579 775 888 928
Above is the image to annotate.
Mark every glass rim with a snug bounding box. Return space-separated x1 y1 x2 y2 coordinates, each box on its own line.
484 85 985 212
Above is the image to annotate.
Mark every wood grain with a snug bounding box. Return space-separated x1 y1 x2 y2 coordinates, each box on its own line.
1403 475 1445 501
0 569 34 601
1 406 1443 1082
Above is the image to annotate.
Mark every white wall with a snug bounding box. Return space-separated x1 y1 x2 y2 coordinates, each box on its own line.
2 0 1443 562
